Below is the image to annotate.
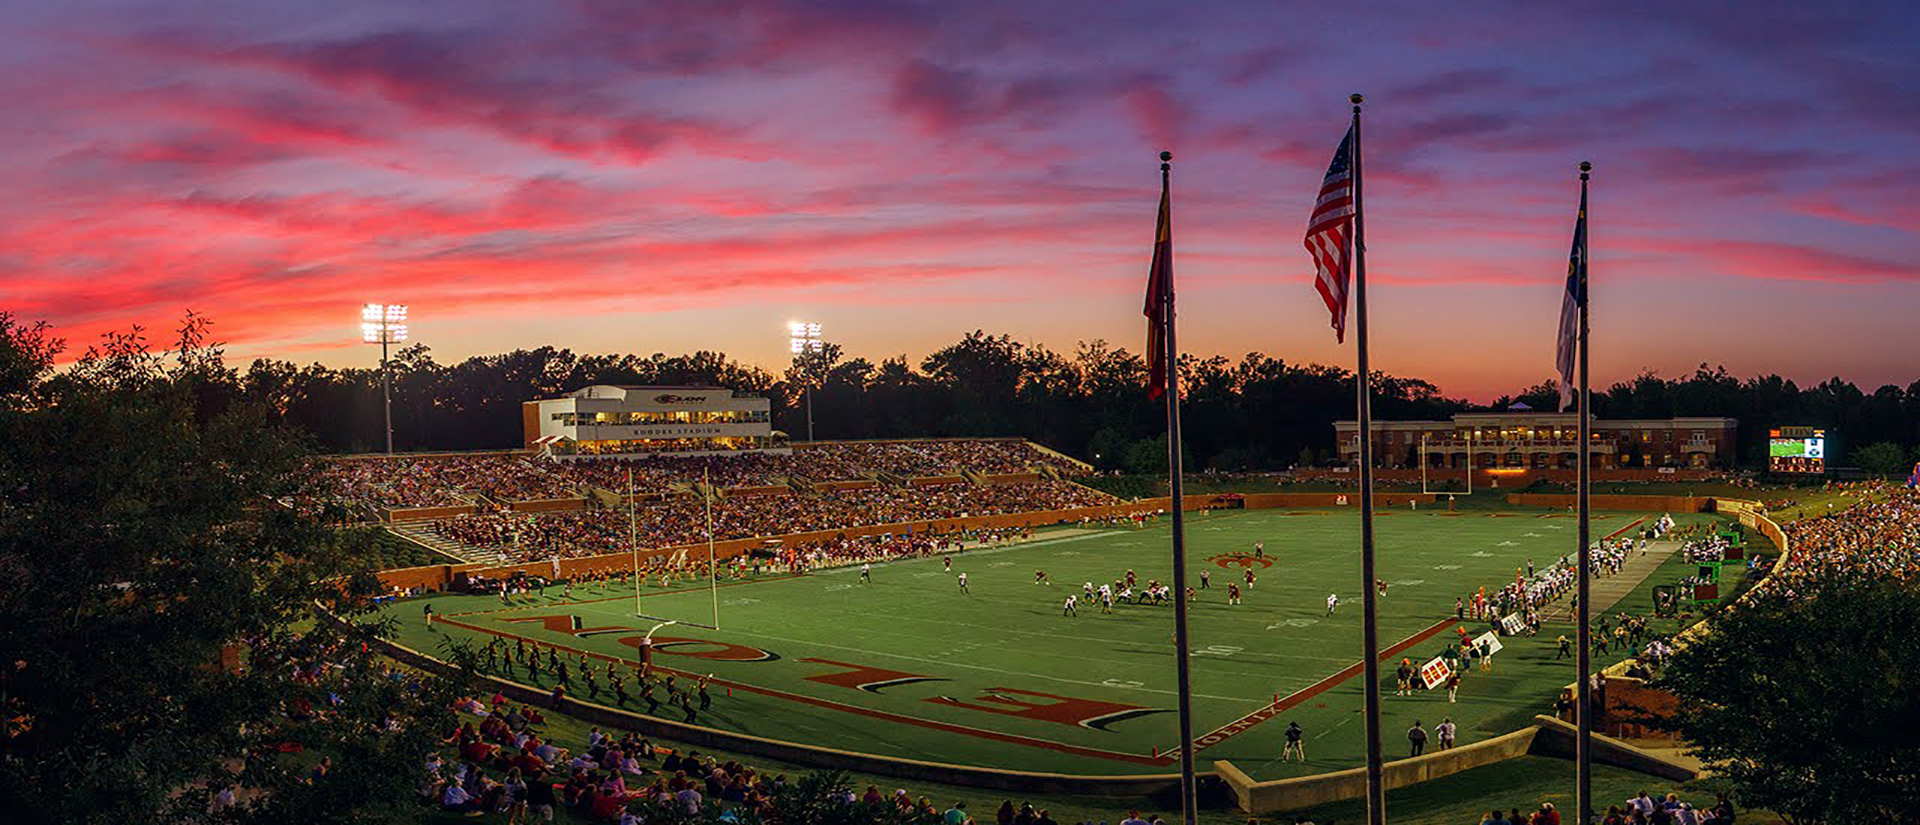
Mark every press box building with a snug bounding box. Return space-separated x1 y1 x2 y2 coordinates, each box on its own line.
522 385 784 459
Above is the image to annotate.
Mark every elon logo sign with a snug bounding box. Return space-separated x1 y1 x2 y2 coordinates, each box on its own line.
1207 554 1274 569
653 394 710 405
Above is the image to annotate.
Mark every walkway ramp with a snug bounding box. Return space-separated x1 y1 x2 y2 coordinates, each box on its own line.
1540 537 1681 623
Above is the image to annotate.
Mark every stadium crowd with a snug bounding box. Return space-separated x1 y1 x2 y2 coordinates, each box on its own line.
1775 483 1920 592
317 458 468 509
321 439 1083 509
426 481 1115 562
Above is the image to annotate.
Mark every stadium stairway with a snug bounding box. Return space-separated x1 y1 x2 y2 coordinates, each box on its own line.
386 522 512 566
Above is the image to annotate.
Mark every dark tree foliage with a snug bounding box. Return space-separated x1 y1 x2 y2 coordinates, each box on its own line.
1653 573 1920 824
1852 441 1910 477
0 314 460 823
144 329 1920 468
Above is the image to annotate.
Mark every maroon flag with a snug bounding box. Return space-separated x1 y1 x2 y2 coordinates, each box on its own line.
1144 183 1172 399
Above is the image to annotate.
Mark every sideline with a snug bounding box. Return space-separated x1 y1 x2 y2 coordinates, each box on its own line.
1159 616 1460 760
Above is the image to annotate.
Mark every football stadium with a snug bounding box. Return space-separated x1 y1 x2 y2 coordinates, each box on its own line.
325 395 1819 816
11 5 1920 823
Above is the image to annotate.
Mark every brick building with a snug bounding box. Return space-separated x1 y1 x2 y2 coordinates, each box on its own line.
1334 408 1738 469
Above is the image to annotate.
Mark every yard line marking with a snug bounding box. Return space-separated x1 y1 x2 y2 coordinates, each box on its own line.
716 627 1263 703
1158 616 1461 760
785 606 1351 664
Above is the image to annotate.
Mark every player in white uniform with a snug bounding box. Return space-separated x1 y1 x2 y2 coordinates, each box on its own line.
957 572 969 594
860 562 871 584
1062 595 1077 616
1327 592 1340 614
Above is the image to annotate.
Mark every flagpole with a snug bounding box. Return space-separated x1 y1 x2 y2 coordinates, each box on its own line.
1575 160 1594 825
1156 150 1200 825
707 465 720 630
1349 92 1387 825
630 466 641 617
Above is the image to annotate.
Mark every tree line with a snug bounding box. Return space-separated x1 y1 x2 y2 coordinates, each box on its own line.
25 314 1920 472
247 329 1920 474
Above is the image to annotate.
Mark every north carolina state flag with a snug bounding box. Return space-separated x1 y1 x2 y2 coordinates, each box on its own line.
1144 185 1172 400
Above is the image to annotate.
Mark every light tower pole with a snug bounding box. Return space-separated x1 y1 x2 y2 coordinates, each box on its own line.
789 321 823 442
361 303 409 453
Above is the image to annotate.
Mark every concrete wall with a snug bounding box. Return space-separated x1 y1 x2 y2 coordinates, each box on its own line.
383 503 479 523
375 563 472 592
907 475 967 487
1240 492 1437 508
1503 494 1711 513
507 497 588 513
1296 468 1717 484
1215 727 1540 814
1528 715 1697 782
1215 717 1698 816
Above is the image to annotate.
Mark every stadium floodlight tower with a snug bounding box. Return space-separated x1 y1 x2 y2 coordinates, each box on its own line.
361 303 409 454
788 321 824 442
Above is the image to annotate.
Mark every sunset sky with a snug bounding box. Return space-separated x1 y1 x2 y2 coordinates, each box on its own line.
4 1 1916 401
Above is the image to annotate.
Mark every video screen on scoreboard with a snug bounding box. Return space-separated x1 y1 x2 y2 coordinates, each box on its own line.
1768 427 1826 474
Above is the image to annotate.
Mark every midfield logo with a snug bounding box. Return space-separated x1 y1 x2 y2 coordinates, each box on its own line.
1206 553 1273 569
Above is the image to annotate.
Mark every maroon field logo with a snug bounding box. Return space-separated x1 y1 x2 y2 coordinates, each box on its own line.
1207 553 1273 569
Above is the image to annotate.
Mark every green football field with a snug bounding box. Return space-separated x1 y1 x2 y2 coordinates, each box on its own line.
382 507 1719 781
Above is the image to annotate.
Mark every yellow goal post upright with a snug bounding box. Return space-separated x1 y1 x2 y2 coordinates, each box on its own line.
1419 432 1474 503
628 464 723 632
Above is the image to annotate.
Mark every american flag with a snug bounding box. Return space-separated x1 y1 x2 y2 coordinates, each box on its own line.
1305 127 1355 342
1556 187 1587 411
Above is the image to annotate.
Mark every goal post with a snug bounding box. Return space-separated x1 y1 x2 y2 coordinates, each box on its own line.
1420 433 1472 501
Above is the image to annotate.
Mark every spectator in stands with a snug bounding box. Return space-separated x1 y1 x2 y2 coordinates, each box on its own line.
945 801 972 825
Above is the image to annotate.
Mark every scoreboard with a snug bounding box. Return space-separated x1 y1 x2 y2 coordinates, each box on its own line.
1768 427 1827 474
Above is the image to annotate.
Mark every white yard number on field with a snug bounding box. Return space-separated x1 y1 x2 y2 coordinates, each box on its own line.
1433 564 1462 570
1267 618 1319 630
1196 645 1243 657
1102 679 1145 689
